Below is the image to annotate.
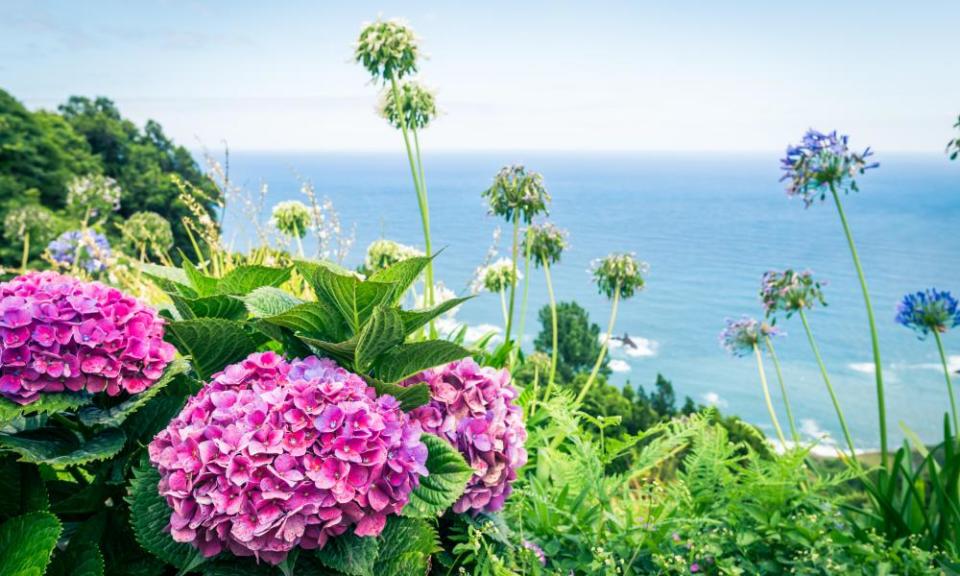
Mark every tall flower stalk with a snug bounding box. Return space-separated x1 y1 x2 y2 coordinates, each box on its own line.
761 269 857 462
526 223 568 401
579 253 646 404
896 289 960 432
720 317 788 447
481 166 550 350
763 334 799 443
780 129 884 464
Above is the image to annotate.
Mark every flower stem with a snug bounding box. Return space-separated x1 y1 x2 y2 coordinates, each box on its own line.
499 286 509 329
542 259 560 403
578 283 621 405
830 184 886 467
412 128 437 337
933 330 959 434
798 308 858 464
764 335 800 444
505 214 520 345
513 230 533 370
753 343 788 447
20 232 30 274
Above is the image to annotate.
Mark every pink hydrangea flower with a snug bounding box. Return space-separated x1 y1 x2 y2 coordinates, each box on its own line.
0 271 175 404
149 353 428 565
403 358 527 514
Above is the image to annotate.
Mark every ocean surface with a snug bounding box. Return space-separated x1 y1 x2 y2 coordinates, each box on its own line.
220 151 960 450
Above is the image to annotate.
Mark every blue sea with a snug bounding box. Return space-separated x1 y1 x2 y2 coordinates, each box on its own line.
220 151 960 450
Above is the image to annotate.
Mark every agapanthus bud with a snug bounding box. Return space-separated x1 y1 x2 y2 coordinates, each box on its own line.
378 81 438 131
364 239 424 274
719 316 782 357
271 201 312 239
402 358 527 513
46 230 112 274
66 174 122 219
482 165 550 224
525 222 567 267
780 129 878 207
474 258 521 294
0 271 175 404
121 211 174 257
760 269 827 319
896 289 960 339
591 253 647 300
149 353 428 565
355 18 420 82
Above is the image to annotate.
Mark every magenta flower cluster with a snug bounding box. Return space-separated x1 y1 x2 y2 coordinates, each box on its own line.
149 352 428 565
404 358 527 514
0 271 175 405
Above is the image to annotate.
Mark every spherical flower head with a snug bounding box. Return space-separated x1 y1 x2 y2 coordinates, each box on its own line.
482 165 550 224
66 174 122 218
526 222 567 267
355 18 420 83
475 258 521 294
378 81 437 131
0 271 175 405
121 211 174 256
896 289 960 339
3 204 56 244
46 230 112 274
760 269 826 318
364 239 424 274
780 129 878 207
591 253 647 300
401 358 527 514
719 316 782 357
271 201 312 239
148 353 428 565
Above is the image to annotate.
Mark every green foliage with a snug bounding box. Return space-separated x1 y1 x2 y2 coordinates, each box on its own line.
533 301 608 382
404 434 475 518
165 318 259 380
0 512 62 576
315 530 379 575
77 358 190 427
375 517 440 576
0 426 126 466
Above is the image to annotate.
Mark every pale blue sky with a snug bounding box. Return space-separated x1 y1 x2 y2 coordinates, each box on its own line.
2 0 957 152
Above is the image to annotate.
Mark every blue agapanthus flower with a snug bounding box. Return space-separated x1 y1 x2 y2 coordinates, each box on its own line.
895 289 960 339
46 230 111 273
719 316 783 357
780 129 879 207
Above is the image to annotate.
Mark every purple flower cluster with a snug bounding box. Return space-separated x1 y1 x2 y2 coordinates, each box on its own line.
780 129 878 207
403 358 527 514
760 269 827 318
896 288 960 339
522 540 547 566
46 230 112 273
719 316 782 358
0 271 175 405
149 353 428 565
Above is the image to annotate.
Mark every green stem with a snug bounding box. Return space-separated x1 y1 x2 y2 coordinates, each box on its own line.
505 214 520 344
498 286 509 329
799 308 858 464
543 259 559 403
292 223 304 258
578 283 621 405
513 230 533 369
20 231 30 274
412 128 436 335
753 342 788 447
764 335 800 443
830 184 886 467
933 330 959 434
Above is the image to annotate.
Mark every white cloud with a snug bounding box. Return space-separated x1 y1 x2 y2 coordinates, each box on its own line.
609 359 631 373
604 334 659 358
701 391 727 407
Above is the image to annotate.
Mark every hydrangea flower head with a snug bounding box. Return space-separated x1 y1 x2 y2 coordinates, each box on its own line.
591 253 647 299
402 358 527 513
896 289 960 339
363 239 424 274
0 271 175 404
149 353 428 565
120 211 174 257
66 174 122 219
760 269 827 319
2 204 56 245
378 81 438 131
46 230 112 274
526 222 567 267
271 201 312 239
719 316 782 357
355 18 420 82
482 165 550 224
474 258 521 294
780 129 878 207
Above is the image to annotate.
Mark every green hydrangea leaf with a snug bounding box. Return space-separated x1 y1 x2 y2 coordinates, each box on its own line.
169 294 247 320
397 296 471 336
371 340 471 384
403 434 473 518
0 426 126 466
315 529 379 576
263 302 346 342
365 378 431 411
0 511 62 576
218 265 291 296
243 286 304 317
355 307 405 371
77 358 190 427
182 260 219 297
366 256 431 304
376 517 440 576
166 318 259 380
47 541 104 576
0 393 93 426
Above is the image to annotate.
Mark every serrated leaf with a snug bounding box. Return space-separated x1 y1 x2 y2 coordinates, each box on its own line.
404 435 473 518
0 456 20 518
244 286 304 317
200 560 276 576
376 517 440 576
355 307 405 372
263 302 345 342
315 529 379 576
298 335 357 368
0 427 126 466
0 511 62 576
366 379 431 411
218 265 291 296
366 256 431 304
47 540 104 576
0 393 93 425
182 260 219 297
140 263 197 297
371 341 471 384
166 319 259 380
123 396 188 445
170 294 247 320
305 262 395 333
397 296 472 336
127 460 207 572
77 358 190 427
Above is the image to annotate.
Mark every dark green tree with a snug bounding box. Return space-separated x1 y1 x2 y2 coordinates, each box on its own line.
534 301 609 382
